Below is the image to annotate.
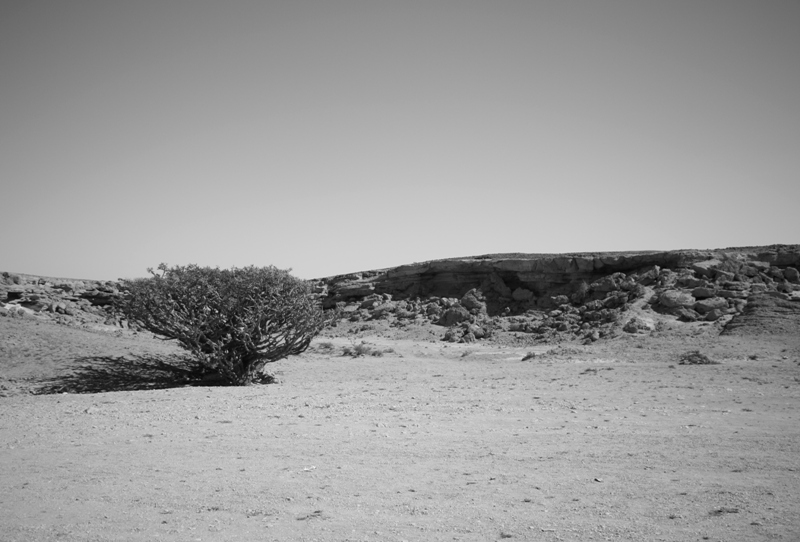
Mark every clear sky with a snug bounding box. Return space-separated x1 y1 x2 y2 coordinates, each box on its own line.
2 1 798 281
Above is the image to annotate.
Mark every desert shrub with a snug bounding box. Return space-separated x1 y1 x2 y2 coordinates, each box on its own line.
115 264 331 385
342 341 385 357
678 350 719 365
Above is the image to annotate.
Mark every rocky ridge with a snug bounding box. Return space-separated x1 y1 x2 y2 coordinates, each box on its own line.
3 245 799 342
0 272 124 329
316 245 800 343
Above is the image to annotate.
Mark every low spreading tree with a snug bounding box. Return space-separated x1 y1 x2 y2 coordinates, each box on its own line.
115 264 331 385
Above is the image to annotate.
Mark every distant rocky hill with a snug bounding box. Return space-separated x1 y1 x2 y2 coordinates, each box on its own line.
3 245 799 343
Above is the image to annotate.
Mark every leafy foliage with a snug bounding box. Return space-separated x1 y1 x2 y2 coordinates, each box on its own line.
116 264 331 385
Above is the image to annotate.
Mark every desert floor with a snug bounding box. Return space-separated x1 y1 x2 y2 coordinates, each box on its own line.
1 317 800 541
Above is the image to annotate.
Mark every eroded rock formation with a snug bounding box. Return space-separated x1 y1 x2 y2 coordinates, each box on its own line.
3 245 799 342
316 245 800 342
0 272 123 328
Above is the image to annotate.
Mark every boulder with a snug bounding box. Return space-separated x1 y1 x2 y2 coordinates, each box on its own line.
488 273 512 298
591 274 622 292
694 297 728 314
691 286 716 299
623 317 654 333
776 282 795 294
437 305 471 326
443 328 460 342
705 308 726 321
603 292 627 309
425 304 442 316
464 323 487 339
691 259 722 278
750 283 769 294
785 267 800 282
768 268 785 281
713 270 736 282
460 332 476 343
678 276 705 288
461 289 487 313
633 266 660 286
673 307 700 322
659 290 696 308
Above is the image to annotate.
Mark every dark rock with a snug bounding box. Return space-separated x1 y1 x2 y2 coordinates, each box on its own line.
438 305 471 326
776 282 795 294
691 286 716 299
705 309 726 321
768 268 785 280
603 292 628 309
511 287 533 302
632 266 660 286
677 276 705 288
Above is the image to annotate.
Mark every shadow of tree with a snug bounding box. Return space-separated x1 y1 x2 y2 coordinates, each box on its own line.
35 355 225 394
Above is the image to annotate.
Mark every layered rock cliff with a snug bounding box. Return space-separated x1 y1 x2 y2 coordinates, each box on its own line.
316 245 800 342
3 245 799 343
318 245 800 308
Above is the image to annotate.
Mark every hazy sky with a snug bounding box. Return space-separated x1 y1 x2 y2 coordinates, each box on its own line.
2 1 798 281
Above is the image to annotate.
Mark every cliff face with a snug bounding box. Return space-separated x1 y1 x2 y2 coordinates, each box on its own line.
316 245 800 343
2 245 799 343
318 245 800 311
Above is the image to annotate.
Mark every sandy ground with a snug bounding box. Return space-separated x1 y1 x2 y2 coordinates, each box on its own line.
1 317 800 541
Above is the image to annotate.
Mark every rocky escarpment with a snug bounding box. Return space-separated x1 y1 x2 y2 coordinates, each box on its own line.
316 245 800 343
0 272 124 328
3 245 799 343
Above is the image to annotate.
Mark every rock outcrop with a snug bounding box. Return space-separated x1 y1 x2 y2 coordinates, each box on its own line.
3 244 799 343
316 245 800 342
0 272 124 328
